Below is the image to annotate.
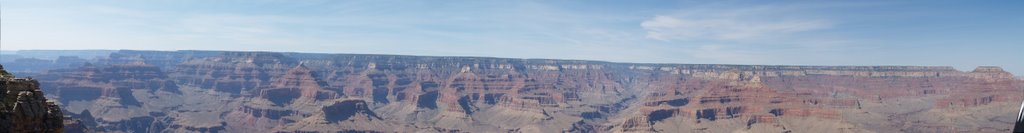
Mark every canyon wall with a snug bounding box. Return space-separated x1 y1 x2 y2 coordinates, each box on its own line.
3 50 1022 132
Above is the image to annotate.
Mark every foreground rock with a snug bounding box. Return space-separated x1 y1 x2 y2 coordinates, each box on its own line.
0 64 64 132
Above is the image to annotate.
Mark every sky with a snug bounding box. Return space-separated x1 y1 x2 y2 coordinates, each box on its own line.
1 0 1022 74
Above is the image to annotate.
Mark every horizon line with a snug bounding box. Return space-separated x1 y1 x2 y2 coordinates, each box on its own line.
0 49 1014 75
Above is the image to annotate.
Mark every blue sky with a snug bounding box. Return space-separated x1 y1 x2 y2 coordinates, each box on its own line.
1 0 1022 74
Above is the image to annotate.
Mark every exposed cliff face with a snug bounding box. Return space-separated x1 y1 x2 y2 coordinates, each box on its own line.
277 99 390 132
41 63 178 105
170 52 295 94
258 64 340 105
9 50 1022 133
0 64 64 133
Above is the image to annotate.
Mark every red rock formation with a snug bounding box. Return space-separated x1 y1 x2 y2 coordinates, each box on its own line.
170 52 295 93
257 64 341 105
41 63 178 106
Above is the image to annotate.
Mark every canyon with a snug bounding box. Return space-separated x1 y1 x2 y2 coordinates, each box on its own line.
1 50 1021 132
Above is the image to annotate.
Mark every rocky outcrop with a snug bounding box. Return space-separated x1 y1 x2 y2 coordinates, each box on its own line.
278 99 391 132
170 52 295 94
62 117 90 133
0 64 64 132
39 63 179 105
4 50 1021 133
257 64 341 105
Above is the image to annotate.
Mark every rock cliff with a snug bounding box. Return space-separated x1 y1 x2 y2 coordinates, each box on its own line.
0 64 64 133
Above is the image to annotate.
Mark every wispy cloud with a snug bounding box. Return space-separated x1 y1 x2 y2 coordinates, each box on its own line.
637 4 849 63
641 6 832 42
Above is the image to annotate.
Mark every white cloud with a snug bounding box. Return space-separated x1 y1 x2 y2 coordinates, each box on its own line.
641 9 831 41
639 5 847 64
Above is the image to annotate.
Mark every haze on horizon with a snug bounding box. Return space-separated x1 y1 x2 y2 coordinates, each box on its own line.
1 0 1021 74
